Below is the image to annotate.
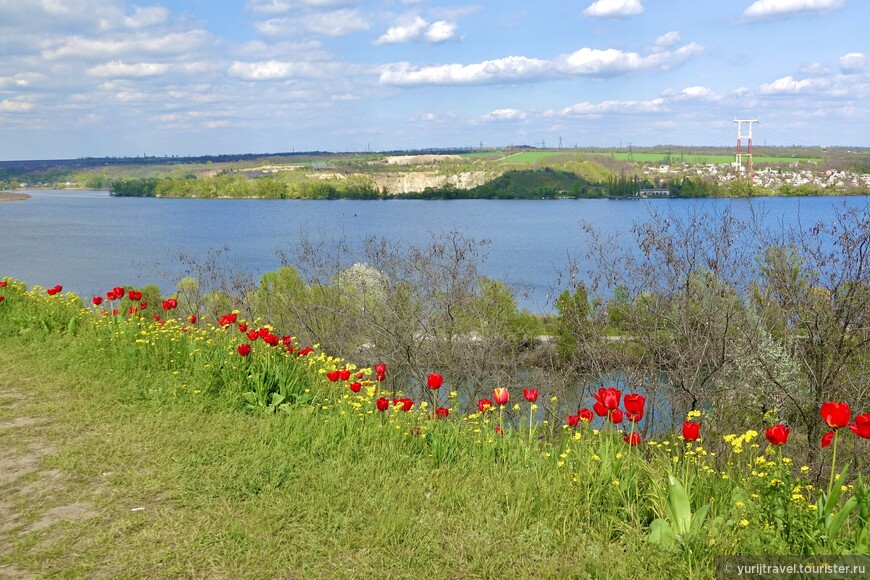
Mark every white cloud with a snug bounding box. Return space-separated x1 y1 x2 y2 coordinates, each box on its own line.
481 108 527 122
87 61 171 77
375 16 428 44
560 98 666 117
380 42 702 85
556 43 703 76
43 30 212 60
124 6 169 29
0 99 33 112
424 20 457 43
86 60 216 78
839 52 866 73
743 0 846 21
653 31 681 49
583 0 644 19
256 10 369 37
758 75 823 94
675 86 721 100
379 56 551 86
374 16 457 45
228 59 346 80
246 0 360 14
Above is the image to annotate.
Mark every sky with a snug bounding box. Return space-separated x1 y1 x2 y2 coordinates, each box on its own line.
0 0 868 159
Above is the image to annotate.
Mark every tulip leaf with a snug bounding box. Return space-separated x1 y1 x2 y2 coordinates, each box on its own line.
648 518 676 548
827 496 858 540
824 464 850 519
666 475 692 535
691 503 711 534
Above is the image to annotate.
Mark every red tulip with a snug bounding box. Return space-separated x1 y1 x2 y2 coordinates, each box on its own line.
376 397 389 411
0 281 6 287
91 296 103 306
326 370 341 382
626 411 643 423
349 382 362 393
682 421 701 441
593 402 607 417
821 431 835 448
495 426 503 436
263 334 279 347
139 302 147 310
493 388 509 406
478 398 493 413
188 315 197 324
850 414 870 439
393 398 413 412
566 414 580 427
237 344 251 356
609 409 624 423
624 393 645 414
166 298 178 309
258 327 270 338
46 285 60 295
624 432 642 446
339 368 351 381
128 306 137 315
112 309 119 316
298 346 313 356
356 372 364 379
112 286 124 297
237 323 248 332
821 402 851 429
427 373 444 389
375 363 387 375
594 387 621 411
127 290 142 301
523 388 538 402
376 372 386 382
282 335 293 346
578 408 594 422
435 407 449 419
247 330 259 341
765 424 790 446
0 296 4 304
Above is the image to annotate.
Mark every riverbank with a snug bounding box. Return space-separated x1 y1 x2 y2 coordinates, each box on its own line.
0 192 30 202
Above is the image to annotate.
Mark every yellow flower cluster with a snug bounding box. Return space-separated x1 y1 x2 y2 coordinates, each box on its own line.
723 429 759 455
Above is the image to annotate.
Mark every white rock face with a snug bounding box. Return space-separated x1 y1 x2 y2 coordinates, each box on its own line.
370 171 493 195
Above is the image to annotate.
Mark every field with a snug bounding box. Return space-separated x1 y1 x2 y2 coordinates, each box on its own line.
582 151 823 165
0 276 868 578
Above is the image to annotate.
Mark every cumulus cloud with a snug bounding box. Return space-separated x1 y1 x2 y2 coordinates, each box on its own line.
743 0 846 21
556 43 702 76
839 52 866 73
375 16 457 45
758 75 824 94
424 21 457 43
87 61 171 77
675 86 720 100
124 6 169 29
652 31 681 50
560 98 665 117
379 42 702 85
481 108 527 122
583 0 644 19
380 56 550 86
0 99 34 112
43 30 212 60
246 0 360 14
256 10 369 37
228 59 347 80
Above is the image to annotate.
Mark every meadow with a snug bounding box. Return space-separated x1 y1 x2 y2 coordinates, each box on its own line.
0 275 867 578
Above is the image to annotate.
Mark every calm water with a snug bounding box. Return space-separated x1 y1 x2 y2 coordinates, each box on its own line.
1 190 868 310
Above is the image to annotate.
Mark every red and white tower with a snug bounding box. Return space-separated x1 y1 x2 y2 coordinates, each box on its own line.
733 118 759 177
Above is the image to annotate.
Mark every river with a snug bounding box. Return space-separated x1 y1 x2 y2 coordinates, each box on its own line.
1 190 867 310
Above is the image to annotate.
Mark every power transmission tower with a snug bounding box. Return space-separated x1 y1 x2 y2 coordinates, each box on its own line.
558 136 563 149
733 118 759 177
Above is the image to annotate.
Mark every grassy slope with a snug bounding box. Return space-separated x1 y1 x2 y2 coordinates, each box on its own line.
0 337 725 579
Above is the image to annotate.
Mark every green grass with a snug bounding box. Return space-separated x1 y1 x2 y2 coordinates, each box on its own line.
0 279 867 578
583 152 823 165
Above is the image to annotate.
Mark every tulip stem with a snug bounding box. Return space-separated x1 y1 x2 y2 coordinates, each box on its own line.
528 405 534 441
826 430 839 499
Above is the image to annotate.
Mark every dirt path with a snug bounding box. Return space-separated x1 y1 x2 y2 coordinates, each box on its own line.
0 388 99 578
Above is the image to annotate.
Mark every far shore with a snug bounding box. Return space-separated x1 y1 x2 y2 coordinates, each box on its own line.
0 191 31 202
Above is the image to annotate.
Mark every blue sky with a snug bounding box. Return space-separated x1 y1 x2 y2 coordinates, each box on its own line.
0 0 867 159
